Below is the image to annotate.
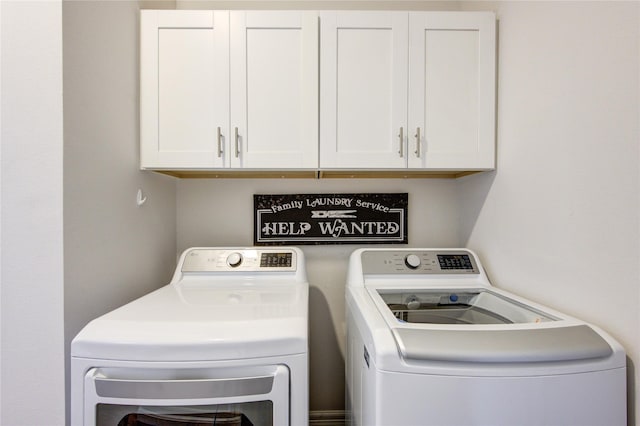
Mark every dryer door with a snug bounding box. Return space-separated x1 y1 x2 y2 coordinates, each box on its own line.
83 365 289 426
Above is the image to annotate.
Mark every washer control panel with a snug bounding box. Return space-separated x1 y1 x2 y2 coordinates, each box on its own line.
361 250 479 275
182 249 296 272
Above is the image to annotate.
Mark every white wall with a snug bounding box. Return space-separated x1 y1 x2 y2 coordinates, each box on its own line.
178 0 461 11
63 0 177 422
0 1 65 424
458 1 640 423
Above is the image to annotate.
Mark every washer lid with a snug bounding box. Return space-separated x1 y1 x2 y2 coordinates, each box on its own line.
72 282 308 362
375 288 614 363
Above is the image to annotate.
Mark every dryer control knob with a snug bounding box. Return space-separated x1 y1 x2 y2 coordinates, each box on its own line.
227 252 243 268
405 254 421 269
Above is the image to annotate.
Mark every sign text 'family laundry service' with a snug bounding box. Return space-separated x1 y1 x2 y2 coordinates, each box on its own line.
254 194 408 245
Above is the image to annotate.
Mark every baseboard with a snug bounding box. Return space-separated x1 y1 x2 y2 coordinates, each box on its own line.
309 410 347 425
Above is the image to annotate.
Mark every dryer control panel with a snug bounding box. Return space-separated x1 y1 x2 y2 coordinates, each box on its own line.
361 250 480 275
181 248 297 272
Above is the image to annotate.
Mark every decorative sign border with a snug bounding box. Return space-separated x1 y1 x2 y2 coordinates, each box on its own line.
254 193 408 245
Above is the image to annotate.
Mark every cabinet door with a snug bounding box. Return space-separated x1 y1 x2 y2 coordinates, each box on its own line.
140 10 229 169
320 12 408 169
230 11 318 169
408 12 496 169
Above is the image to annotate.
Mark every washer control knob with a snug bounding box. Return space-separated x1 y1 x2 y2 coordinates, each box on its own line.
226 252 243 268
404 254 421 269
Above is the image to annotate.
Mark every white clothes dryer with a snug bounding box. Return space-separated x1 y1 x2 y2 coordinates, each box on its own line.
71 247 308 426
346 248 626 426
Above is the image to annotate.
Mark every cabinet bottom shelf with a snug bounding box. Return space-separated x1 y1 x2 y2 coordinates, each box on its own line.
150 169 486 179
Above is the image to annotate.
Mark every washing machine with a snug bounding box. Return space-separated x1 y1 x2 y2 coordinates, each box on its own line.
346 248 626 426
71 247 308 426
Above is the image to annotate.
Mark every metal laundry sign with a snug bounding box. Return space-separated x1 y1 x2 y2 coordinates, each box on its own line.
254 193 408 245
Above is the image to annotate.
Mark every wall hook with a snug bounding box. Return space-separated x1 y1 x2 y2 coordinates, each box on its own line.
136 189 147 206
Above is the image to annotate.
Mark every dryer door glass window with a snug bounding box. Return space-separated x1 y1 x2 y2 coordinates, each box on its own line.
97 402 271 426
83 365 289 426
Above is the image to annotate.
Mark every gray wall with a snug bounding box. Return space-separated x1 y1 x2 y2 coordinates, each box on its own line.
458 2 639 422
63 0 177 421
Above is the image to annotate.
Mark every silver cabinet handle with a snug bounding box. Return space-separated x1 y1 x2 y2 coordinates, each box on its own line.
217 127 223 158
398 127 404 157
414 127 421 158
234 127 240 158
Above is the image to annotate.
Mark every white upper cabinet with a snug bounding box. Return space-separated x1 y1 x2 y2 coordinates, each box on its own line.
141 10 495 175
230 12 318 169
141 10 318 170
320 12 408 169
408 12 496 169
141 11 229 169
320 11 496 171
